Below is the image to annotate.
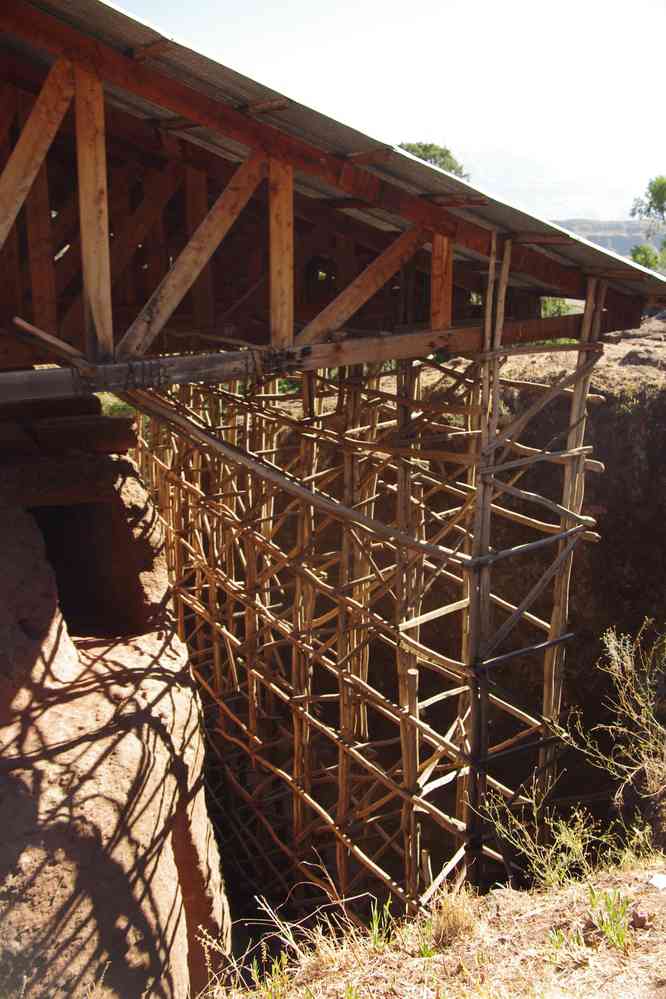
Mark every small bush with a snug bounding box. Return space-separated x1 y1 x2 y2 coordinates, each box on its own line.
562 624 666 854
96 392 135 418
429 888 476 948
585 886 632 951
570 624 666 802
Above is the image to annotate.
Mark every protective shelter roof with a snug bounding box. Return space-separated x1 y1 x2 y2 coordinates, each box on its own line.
5 0 666 301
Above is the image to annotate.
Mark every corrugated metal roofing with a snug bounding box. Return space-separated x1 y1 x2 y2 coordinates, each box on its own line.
9 0 666 300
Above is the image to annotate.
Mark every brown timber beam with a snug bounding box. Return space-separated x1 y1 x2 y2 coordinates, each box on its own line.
1 313 587 401
21 91 57 333
0 57 73 252
431 234 453 329
268 158 294 347
74 63 114 359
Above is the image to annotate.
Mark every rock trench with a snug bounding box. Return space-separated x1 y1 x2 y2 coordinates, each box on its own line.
0 453 231 998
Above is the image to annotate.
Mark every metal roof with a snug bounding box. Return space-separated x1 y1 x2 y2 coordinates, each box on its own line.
9 0 666 300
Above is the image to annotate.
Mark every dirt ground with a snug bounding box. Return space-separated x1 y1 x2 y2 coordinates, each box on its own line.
500 315 666 396
212 859 666 999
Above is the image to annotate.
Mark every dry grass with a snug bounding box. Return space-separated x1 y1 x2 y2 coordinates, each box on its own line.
429 890 476 949
197 856 666 999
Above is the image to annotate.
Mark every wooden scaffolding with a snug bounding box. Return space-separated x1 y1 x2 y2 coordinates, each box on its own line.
1 0 665 912
128 272 607 909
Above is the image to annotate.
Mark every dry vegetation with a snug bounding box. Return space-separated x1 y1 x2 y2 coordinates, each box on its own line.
198 859 666 999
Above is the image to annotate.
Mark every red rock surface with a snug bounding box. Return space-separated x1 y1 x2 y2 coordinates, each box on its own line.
0 500 230 997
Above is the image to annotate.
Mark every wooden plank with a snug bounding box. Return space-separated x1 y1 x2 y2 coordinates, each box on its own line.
117 151 266 358
185 165 216 330
74 63 113 360
430 233 453 329
268 158 294 347
296 226 428 345
0 58 73 252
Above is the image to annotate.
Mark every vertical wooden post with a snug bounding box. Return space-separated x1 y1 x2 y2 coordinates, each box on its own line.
465 235 512 886
268 158 294 347
401 667 420 908
541 276 603 778
431 233 453 329
292 373 317 846
74 63 114 360
185 165 216 331
396 358 422 907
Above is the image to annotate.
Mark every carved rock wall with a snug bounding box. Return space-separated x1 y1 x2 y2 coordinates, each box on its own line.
0 465 230 998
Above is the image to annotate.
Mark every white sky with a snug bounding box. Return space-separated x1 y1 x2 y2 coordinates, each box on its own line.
120 0 663 221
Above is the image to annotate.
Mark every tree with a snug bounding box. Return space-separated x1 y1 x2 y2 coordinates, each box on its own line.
399 142 468 179
630 243 660 270
541 297 575 318
631 175 666 233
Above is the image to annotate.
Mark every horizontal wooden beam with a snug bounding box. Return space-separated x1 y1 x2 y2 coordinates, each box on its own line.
0 313 587 401
512 232 571 245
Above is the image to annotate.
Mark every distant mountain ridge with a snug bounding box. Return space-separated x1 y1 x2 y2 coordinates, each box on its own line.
553 218 662 259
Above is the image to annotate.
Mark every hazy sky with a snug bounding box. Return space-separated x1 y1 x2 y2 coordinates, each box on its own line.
119 0 663 221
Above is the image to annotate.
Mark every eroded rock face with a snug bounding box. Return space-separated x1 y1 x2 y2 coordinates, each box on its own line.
0 502 231 998
31 457 169 637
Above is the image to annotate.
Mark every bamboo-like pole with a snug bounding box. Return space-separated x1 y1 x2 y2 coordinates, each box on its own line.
540 277 604 779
